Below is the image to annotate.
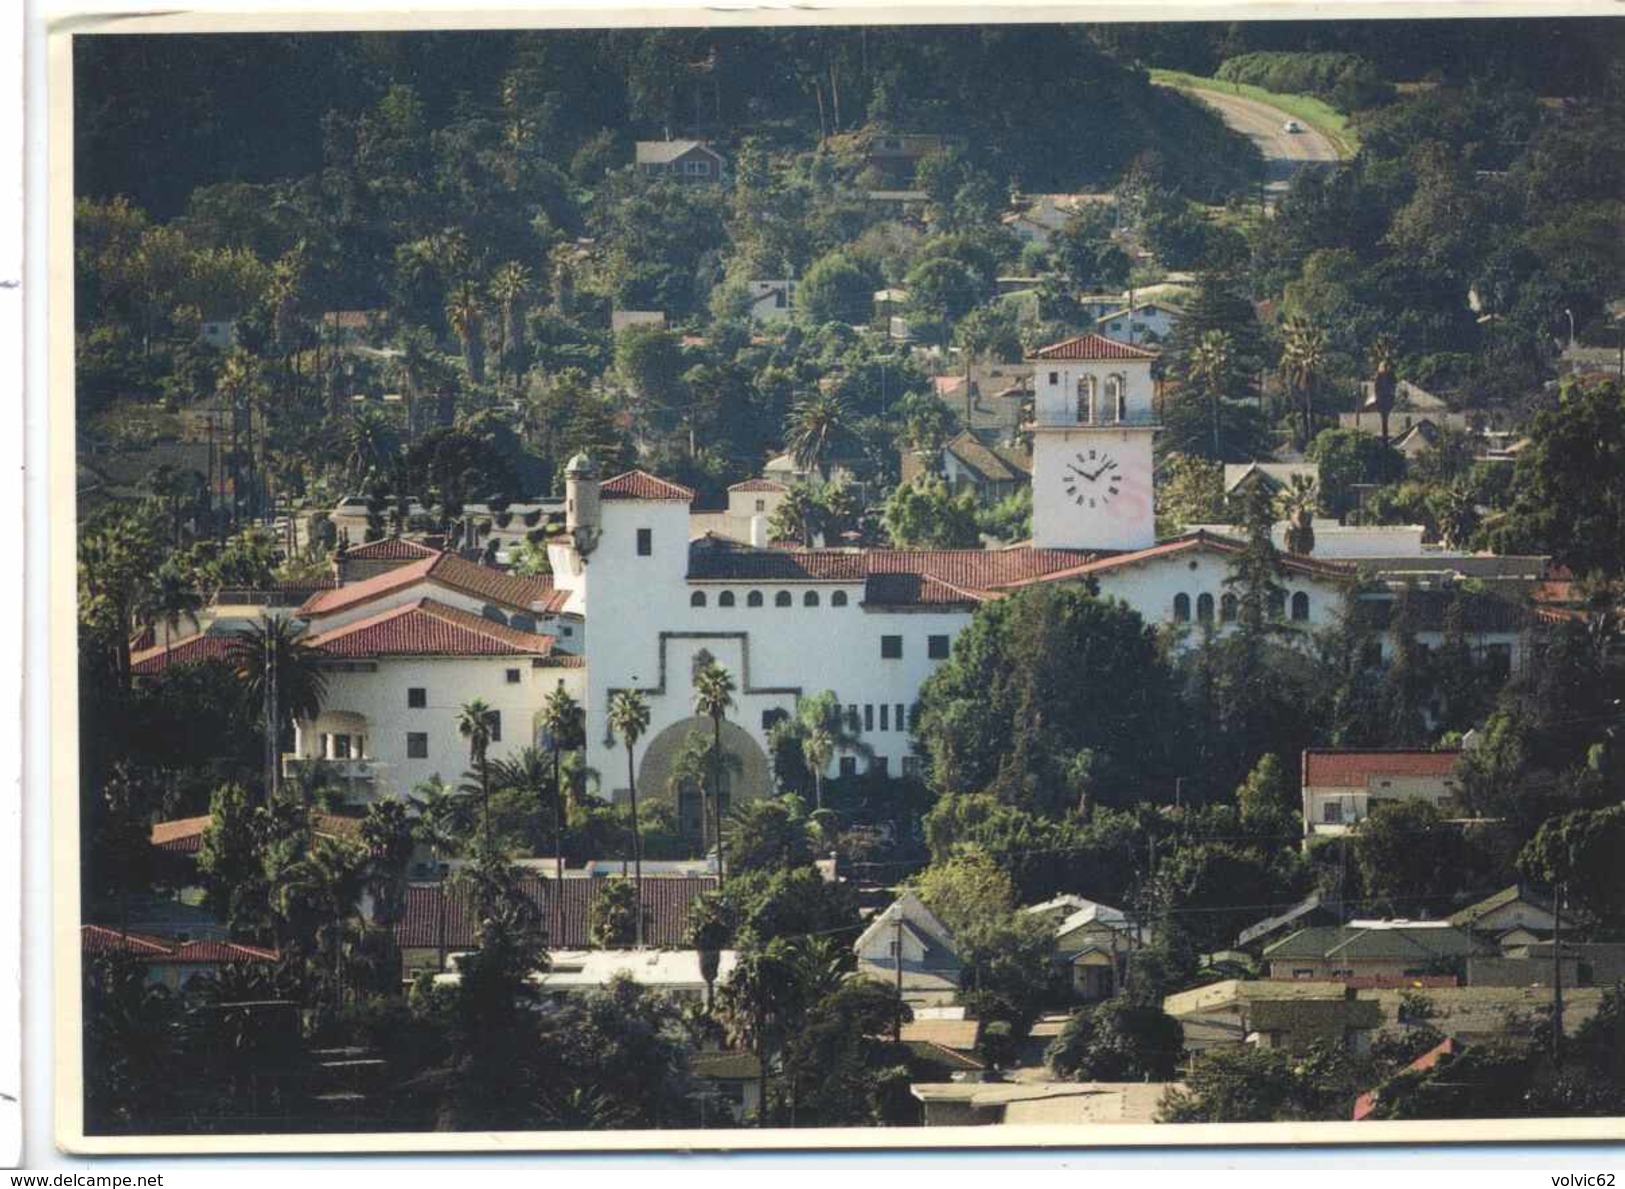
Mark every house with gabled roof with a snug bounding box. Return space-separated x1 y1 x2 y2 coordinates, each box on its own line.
854 891 963 1007
82 925 279 991
1024 894 1146 1000
634 140 726 183
1095 301 1183 347
1262 921 1493 984
900 430 1032 507
1300 749 1463 839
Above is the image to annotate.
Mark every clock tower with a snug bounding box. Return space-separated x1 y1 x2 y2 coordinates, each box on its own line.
1027 333 1160 552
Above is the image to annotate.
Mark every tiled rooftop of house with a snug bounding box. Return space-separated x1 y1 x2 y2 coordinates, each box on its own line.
81 924 278 964
303 598 559 659
298 551 555 618
600 470 697 502
1029 332 1160 361
1302 749 1461 788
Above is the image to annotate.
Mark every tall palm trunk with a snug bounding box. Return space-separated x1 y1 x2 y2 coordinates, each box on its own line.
626 743 643 948
710 712 726 883
552 743 565 944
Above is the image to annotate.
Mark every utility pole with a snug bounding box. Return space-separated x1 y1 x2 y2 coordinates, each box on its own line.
893 915 904 1044
263 617 279 804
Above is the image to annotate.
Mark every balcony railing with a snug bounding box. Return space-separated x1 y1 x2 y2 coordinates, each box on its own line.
1028 411 1160 430
282 755 387 782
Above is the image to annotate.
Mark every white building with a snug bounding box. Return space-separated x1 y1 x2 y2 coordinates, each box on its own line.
1095 302 1183 347
745 280 797 324
688 478 791 545
1299 749 1462 839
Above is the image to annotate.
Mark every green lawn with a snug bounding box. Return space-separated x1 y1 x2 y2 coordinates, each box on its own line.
1150 68 1359 159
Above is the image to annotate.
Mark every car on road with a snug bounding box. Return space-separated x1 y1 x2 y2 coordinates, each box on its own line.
1282 120 1303 133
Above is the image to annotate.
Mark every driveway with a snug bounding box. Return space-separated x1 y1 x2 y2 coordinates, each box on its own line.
1158 83 1342 195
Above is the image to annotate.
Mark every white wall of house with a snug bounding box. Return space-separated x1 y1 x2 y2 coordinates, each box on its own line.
747 281 796 323
1097 306 1180 345
291 656 586 802
1302 773 1458 836
1090 551 1342 644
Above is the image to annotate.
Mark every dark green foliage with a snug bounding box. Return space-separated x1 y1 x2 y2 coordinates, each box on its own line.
1045 997 1185 1082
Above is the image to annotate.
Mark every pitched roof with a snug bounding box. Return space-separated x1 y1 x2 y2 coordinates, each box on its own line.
81 925 278 964
395 876 717 951
151 811 363 856
1353 1038 1456 1121
1448 884 1555 929
600 470 696 503
900 1017 981 1051
1096 302 1183 322
1303 749 1461 789
297 551 556 618
1029 333 1160 362
686 536 1095 606
1264 924 1490 963
1237 894 1342 948
338 538 439 562
635 140 721 164
855 891 961 969
303 598 559 659
943 431 1030 485
993 530 1354 591
130 633 238 676
727 478 788 494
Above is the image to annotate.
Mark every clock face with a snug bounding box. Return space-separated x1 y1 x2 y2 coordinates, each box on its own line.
1061 447 1122 510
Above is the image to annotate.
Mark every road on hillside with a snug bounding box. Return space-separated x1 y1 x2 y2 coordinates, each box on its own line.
1157 82 1341 195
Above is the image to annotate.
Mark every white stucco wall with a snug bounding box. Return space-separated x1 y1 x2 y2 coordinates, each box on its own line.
1090 551 1342 646
291 655 586 802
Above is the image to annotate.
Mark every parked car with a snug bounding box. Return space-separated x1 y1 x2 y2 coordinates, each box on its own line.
1282 120 1303 133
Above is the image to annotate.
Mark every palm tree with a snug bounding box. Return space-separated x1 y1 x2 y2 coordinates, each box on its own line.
345 406 396 487
1188 329 1235 462
359 798 415 928
687 893 732 1014
607 690 652 947
1280 317 1329 448
766 484 822 547
801 727 835 813
228 615 327 802
1369 334 1400 447
537 685 584 891
784 390 850 477
409 777 473 972
487 261 532 394
692 662 737 881
137 565 203 661
716 940 800 1126
445 278 486 387
456 699 499 848
281 835 368 1012
1278 473 1320 557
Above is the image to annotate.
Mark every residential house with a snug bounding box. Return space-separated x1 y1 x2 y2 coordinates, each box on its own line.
690 1050 764 1125
687 478 791 545
745 280 797 324
1262 921 1493 984
1351 586 1528 676
859 132 968 185
999 192 1116 250
1222 461 1319 500
1449 884 1564 943
1300 749 1463 838
82 925 278 992
457 948 739 1005
395 875 718 979
854 891 964 1007
199 317 238 351
1024 894 1144 1000
333 537 441 584
900 430 1031 507
1095 302 1183 347
634 140 726 183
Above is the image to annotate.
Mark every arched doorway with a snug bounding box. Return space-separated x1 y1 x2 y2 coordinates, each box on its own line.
636 716 772 844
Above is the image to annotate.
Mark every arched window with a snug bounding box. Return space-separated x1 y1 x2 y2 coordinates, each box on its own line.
747 590 764 608
831 591 849 607
1105 374 1125 423
1291 591 1311 622
1197 593 1214 623
1220 592 1238 623
1268 589 1286 619
1173 593 1192 623
690 591 706 608
1076 375 1097 424
718 590 736 608
775 591 793 607
803 590 820 607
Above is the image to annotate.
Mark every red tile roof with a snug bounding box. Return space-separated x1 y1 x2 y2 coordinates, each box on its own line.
304 598 558 659
1030 332 1160 361
687 537 1097 605
81 925 278 964
339 538 439 562
600 470 696 502
395 876 717 951
298 552 555 618
151 812 364 856
992 531 1354 591
130 634 238 676
727 478 789 494
1353 1038 1456 1120
1303 749 1461 790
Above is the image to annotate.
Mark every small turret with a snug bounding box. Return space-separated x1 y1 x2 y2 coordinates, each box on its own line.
564 451 601 556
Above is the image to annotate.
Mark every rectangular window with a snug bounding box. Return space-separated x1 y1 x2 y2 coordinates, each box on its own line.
896 703 906 732
1323 802 1344 824
1048 371 1059 385
839 756 858 777
488 711 502 743
880 704 890 731
636 528 653 556
332 734 352 760
754 499 766 513
408 687 427 709
864 704 875 732
881 635 903 659
407 732 429 759
927 635 950 659
505 668 521 684
846 705 860 733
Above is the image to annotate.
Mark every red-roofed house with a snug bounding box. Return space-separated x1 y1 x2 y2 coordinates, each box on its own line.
286 597 586 802
1301 749 1463 838
81 925 279 991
